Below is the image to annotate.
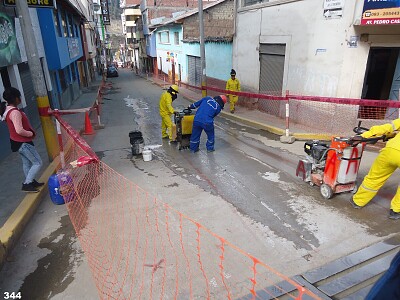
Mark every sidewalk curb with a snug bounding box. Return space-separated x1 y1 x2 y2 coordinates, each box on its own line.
220 111 285 136
0 157 59 269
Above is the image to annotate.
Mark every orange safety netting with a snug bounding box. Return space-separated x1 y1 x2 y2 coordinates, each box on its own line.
149 72 400 137
53 114 320 299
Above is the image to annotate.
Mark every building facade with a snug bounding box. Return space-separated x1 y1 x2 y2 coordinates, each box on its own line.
235 0 400 105
155 24 183 83
0 4 51 161
139 0 214 74
120 2 141 70
153 0 234 87
181 0 234 86
37 1 86 109
0 1 99 161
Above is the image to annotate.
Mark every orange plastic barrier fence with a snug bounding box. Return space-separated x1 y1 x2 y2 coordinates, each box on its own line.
149 72 400 136
53 114 320 299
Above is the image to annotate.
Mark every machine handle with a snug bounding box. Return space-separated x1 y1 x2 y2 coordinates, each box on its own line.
347 135 384 146
182 108 192 115
353 121 369 135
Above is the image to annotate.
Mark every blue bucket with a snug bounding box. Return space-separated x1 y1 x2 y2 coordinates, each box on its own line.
48 172 75 205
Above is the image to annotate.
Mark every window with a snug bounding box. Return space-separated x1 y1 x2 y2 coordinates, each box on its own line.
174 32 179 45
243 0 268 6
53 10 61 36
68 14 74 37
158 31 170 44
61 12 68 37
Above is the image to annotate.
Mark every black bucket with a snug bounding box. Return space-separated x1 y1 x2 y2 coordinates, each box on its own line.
129 131 142 144
129 131 144 155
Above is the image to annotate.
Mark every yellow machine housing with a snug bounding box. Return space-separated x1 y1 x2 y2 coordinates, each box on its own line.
172 110 195 149
181 115 194 134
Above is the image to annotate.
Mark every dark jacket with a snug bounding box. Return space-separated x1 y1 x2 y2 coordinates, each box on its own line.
366 250 400 300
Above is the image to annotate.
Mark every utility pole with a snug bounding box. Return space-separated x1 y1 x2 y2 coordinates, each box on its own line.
132 26 138 74
16 1 58 160
198 0 207 97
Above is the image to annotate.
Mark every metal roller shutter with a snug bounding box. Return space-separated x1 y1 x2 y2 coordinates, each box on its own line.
259 44 285 94
18 63 41 129
259 44 286 116
188 55 201 87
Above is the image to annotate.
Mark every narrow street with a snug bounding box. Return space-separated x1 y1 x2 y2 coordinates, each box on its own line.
0 69 399 299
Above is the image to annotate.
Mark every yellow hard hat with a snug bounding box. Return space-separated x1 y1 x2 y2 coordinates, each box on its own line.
170 84 179 94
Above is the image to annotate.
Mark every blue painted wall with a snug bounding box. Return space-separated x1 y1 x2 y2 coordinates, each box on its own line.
155 25 183 75
154 22 232 83
37 5 83 109
181 41 232 83
206 42 232 80
37 8 83 70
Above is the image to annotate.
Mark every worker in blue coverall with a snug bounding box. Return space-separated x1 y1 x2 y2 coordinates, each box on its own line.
188 95 227 153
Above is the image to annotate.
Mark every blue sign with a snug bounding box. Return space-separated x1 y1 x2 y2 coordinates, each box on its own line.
363 0 400 11
362 0 400 25
67 38 80 59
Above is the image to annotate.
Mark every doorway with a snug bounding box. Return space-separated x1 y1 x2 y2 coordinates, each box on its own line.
0 67 11 88
359 47 400 119
259 43 285 115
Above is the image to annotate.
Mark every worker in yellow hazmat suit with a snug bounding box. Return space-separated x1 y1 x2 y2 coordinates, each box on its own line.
159 85 179 141
351 118 400 219
226 69 240 114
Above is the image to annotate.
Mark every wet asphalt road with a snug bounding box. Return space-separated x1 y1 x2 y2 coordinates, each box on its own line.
1 69 399 299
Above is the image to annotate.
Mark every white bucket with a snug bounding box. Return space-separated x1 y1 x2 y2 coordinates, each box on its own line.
142 149 152 161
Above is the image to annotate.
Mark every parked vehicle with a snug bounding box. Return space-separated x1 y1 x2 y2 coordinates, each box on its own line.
107 65 119 78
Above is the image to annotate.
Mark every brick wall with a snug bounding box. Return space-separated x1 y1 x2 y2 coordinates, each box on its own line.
125 0 141 5
183 0 234 41
146 0 214 19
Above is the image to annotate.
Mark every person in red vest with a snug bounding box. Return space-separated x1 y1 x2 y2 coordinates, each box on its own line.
0 87 44 192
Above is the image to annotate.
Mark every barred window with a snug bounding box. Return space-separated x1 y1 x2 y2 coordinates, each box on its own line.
159 31 170 44
53 10 61 37
61 12 68 37
243 0 269 6
243 0 294 7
